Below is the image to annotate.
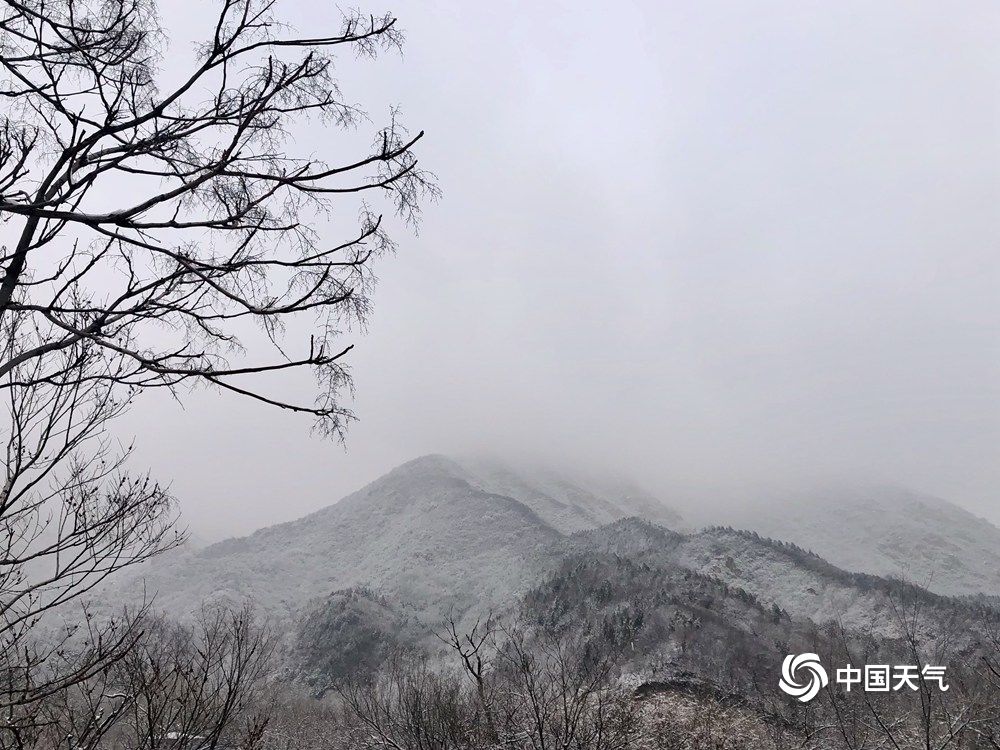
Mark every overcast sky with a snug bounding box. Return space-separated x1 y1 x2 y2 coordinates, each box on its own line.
119 0 1000 539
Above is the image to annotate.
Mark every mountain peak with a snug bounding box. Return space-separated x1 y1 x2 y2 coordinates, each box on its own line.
388 453 464 477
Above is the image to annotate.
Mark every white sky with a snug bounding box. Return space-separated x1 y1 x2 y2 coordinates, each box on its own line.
119 0 1000 538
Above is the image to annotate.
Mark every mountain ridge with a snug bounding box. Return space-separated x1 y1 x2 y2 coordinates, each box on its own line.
726 484 1000 597
92 455 999 692
105 454 681 627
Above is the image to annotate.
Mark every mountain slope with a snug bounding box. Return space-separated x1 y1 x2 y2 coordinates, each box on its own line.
98 457 996 696
112 455 562 624
291 587 420 687
109 455 682 627
570 518 982 646
517 545 990 702
453 457 683 533
726 486 1000 597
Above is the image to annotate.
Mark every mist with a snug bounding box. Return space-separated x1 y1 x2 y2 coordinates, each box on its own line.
118 0 1000 539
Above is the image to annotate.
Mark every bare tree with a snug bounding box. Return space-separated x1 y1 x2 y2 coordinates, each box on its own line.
490 621 640 750
439 614 500 744
820 594 995 750
338 654 479 750
0 0 435 434
341 618 641 750
39 604 273 749
0 0 433 741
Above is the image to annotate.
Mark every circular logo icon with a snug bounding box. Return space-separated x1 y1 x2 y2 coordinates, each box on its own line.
779 653 829 703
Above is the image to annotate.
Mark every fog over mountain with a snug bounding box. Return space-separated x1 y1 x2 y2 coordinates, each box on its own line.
5 0 999 746
105 456 684 625
114 0 1000 541
726 485 1000 597
94 453 1000 694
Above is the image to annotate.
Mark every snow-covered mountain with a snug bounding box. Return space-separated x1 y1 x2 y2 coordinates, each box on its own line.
98 457 996 690
571 519 976 643
108 455 682 626
726 486 1000 597
452 456 683 533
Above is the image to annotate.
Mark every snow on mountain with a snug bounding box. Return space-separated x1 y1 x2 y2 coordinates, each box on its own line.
570 518 981 645
726 486 1000 597
97 457 995 693
452 456 684 533
113 455 564 624
109 455 682 626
